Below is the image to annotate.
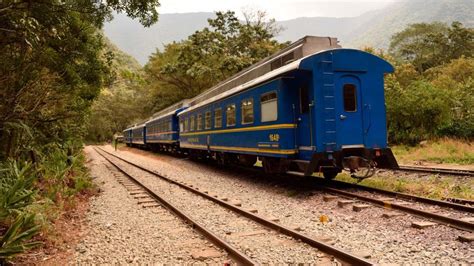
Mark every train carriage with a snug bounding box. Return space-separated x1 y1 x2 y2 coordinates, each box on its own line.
123 127 133 146
131 123 146 146
178 48 398 179
122 36 398 180
145 100 189 152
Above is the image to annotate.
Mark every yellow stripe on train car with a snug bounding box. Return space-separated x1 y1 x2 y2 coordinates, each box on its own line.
180 124 297 136
180 143 297 155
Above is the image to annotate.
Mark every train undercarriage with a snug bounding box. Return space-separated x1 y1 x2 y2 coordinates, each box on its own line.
125 142 398 180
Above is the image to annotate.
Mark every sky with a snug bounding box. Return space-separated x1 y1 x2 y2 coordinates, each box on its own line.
157 0 398 20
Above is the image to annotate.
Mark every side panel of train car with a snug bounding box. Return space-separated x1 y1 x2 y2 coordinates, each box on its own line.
179 78 299 161
131 124 146 146
123 128 133 146
145 107 186 151
178 49 398 177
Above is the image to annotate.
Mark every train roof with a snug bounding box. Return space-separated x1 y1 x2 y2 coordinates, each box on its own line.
150 99 190 120
131 123 146 130
185 36 340 108
146 110 177 124
178 53 306 115
179 48 393 115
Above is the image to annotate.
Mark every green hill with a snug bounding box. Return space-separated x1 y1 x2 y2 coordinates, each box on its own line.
104 0 474 64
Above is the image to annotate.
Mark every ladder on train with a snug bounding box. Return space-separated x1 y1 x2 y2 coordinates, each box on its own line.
321 52 337 155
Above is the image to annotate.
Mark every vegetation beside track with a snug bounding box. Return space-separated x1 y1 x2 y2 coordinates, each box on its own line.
335 172 474 201
392 138 474 165
0 1 160 263
0 146 96 264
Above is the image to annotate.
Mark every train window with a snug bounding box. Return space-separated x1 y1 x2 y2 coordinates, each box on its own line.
261 92 278 122
184 118 189 132
205 111 211 129
214 108 222 128
190 116 195 132
343 84 357 112
168 120 172 131
180 120 184 132
300 85 310 113
241 98 254 124
197 114 203 130
226 104 236 127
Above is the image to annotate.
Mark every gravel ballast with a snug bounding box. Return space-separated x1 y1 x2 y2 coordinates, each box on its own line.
99 149 333 264
103 145 474 264
74 146 231 264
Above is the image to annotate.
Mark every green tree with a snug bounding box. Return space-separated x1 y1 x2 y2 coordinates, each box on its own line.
85 40 149 142
144 10 287 113
0 0 160 261
389 22 474 72
0 0 160 159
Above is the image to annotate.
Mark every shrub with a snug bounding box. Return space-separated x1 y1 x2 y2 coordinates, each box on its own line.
0 162 41 263
386 80 452 144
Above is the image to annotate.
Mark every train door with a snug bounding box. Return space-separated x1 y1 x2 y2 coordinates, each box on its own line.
296 82 313 153
335 76 364 147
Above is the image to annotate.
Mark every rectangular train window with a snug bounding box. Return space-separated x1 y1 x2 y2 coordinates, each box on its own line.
226 104 236 127
214 108 222 128
261 91 278 122
241 98 254 124
184 118 189 132
180 120 184 132
168 120 172 131
190 116 195 132
197 114 203 130
205 111 211 129
343 84 357 112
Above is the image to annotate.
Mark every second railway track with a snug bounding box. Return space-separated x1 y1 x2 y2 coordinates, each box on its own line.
284 172 474 232
94 147 373 265
397 165 474 177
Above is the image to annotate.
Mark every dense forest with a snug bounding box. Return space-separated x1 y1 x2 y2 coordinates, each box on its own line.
0 0 160 262
0 0 472 262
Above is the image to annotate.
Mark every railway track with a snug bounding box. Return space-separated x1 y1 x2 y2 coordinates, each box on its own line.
397 165 474 177
285 172 474 233
95 147 373 265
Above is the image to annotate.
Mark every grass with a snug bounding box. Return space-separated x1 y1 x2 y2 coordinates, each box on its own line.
336 172 474 200
391 138 474 165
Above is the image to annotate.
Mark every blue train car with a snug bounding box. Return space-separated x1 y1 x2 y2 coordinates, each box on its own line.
131 123 146 146
145 101 189 152
178 48 398 179
123 127 133 146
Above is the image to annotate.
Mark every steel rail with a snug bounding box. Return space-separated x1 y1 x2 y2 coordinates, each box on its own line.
284 172 474 231
443 197 474 206
94 148 256 265
316 178 474 213
96 147 374 266
320 186 474 233
397 165 474 177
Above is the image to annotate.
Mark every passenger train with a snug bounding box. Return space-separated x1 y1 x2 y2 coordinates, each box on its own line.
123 36 399 180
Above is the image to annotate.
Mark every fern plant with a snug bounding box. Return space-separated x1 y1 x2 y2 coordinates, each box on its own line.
0 214 41 261
0 161 41 263
0 161 36 220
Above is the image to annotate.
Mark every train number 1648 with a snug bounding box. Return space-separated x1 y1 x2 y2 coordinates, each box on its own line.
269 134 280 142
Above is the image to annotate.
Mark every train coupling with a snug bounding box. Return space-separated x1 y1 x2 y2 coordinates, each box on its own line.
342 156 376 181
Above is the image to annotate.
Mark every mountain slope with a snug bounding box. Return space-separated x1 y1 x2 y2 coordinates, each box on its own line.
104 12 215 64
104 0 474 64
348 0 474 48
